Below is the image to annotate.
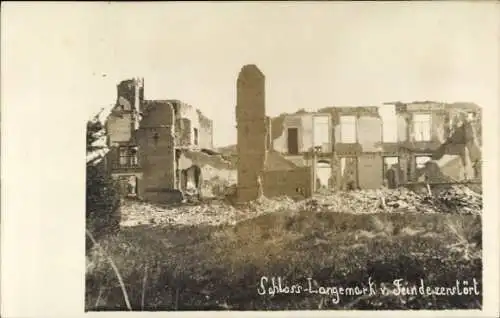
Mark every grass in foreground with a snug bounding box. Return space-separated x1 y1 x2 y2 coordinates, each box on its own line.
85 209 482 311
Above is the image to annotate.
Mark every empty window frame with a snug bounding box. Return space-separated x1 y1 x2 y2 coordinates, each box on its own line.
193 128 199 146
118 146 139 167
340 116 357 143
379 105 398 143
383 156 400 172
287 127 299 155
413 113 431 142
313 115 330 147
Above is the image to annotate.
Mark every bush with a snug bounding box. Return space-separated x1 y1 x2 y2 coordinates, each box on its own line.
86 119 121 251
86 165 121 237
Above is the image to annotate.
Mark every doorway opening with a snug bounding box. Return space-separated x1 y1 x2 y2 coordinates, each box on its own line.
383 156 400 188
316 159 331 190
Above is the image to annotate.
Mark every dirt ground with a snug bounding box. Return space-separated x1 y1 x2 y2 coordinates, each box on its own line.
86 186 482 311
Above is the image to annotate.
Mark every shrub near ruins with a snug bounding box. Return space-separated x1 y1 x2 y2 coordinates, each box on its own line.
86 119 121 249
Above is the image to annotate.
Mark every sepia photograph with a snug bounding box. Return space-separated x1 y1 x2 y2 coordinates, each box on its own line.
82 2 490 312
2 1 498 317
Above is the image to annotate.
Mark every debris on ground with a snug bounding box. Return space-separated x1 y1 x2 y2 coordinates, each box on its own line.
431 185 482 215
120 199 243 227
301 185 482 215
120 184 482 227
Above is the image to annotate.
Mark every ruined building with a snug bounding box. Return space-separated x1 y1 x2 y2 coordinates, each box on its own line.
96 70 482 205
235 64 482 202
270 101 482 191
103 78 221 203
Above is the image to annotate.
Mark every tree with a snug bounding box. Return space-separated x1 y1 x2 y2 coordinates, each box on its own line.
86 118 121 250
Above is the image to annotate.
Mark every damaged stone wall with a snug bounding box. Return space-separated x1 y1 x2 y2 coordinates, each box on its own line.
198 110 214 149
266 117 272 150
396 114 408 142
272 106 382 154
104 78 216 203
395 102 456 151
262 167 311 199
265 151 300 171
116 78 143 113
272 113 314 154
170 100 198 148
271 107 385 190
136 101 177 203
106 79 144 145
356 114 383 152
332 107 380 151
331 108 383 190
358 154 383 189
175 117 192 148
106 78 144 198
268 101 481 191
180 103 199 147
262 150 313 198
178 150 237 198
272 113 335 155
422 156 463 183
394 102 482 183
236 65 267 202
235 65 314 201
169 100 213 150
106 113 134 144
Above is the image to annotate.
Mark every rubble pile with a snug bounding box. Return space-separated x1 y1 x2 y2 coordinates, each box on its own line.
431 185 482 215
242 195 297 213
301 185 482 215
120 185 481 227
120 199 246 227
120 195 300 227
202 179 236 199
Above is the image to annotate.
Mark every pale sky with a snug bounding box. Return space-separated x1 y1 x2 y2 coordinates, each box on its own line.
3 2 499 147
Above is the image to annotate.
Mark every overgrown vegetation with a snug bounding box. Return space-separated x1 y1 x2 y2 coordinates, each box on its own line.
86 119 121 250
85 207 482 311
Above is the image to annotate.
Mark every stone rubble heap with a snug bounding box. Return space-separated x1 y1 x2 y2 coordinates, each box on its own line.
120 185 481 227
120 199 242 227
430 185 482 215
302 185 482 215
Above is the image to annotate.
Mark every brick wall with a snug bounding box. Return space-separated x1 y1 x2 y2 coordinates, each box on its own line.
262 167 312 199
358 153 383 189
106 113 133 144
170 102 213 149
175 118 192 147
236 65 267 202
137 102 176 203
